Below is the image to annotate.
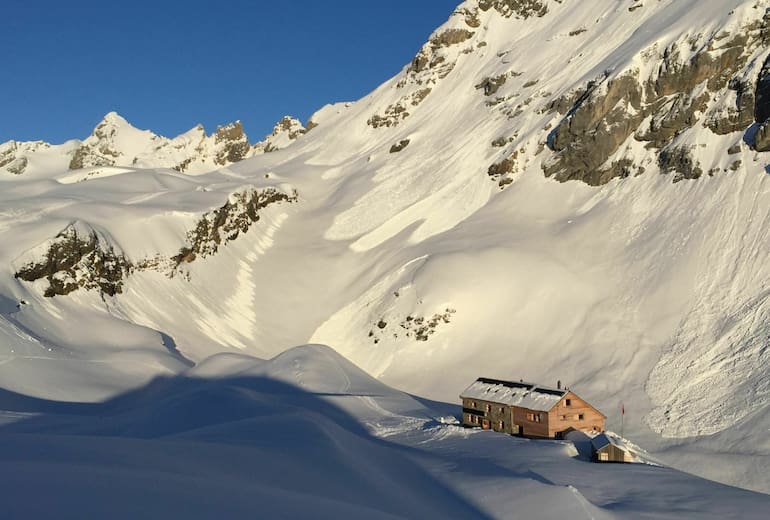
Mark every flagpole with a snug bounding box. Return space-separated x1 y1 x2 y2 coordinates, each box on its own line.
621 402 624 438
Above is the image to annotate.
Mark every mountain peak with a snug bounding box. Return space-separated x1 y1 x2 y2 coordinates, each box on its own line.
100 111 130 126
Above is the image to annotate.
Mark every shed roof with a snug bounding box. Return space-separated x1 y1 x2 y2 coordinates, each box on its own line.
591 433 634 453
459 377 568 412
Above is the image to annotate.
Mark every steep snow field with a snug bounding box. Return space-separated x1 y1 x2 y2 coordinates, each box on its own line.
0 345 767 519
1 0 770 498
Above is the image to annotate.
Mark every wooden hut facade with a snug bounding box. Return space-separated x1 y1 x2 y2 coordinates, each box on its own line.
591 433 636 462
460 377 605 439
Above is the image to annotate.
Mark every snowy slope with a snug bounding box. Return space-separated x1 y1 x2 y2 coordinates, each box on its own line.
1 0 770 496
0 344 767 519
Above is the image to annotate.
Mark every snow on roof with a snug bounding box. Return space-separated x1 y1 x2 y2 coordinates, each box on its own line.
591 432 636 455
459 377 567 412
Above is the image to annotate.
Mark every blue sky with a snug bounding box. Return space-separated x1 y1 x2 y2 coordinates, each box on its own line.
1 1 460 143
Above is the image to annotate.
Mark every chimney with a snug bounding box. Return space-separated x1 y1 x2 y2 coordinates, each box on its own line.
557 380 561 390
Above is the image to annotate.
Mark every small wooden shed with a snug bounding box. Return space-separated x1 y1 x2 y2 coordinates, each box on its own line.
591 432 636 463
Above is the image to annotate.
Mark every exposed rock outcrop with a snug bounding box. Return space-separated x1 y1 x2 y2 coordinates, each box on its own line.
545 73 644 185
752 55 770 151
0 144 29 175
658 145 703 182
372 8 482 130
255 116 307 154
367 89 432 129
488 150 520 187
213 121 250 165
0 140 58 175
389 139 410 153
755 56 770 124
478 0 548 19
68 112 130 169
545 18 768 185
476 74 511 96
369 308 456 344
407 28 474 76
754 121 770 152
173 186 298 266
14 223 132 298
706 78 755 135
0 141 29 175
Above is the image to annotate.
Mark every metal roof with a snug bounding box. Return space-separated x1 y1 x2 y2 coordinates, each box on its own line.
459 377 568 412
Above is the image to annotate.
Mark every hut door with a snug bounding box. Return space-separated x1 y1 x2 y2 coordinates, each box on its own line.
482 419 491 430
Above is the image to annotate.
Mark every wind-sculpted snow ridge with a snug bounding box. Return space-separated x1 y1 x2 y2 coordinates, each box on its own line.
2 0 770 496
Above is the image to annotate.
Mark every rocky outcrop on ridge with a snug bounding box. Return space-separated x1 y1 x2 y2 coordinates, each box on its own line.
478 0 548 19
213 121 251 165
14 223 132 298
68 113 131 170
253 116 307 154
173 186 298 266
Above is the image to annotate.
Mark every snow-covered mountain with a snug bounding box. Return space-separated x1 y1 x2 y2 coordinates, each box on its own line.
0 112 307 177
1 0 770 500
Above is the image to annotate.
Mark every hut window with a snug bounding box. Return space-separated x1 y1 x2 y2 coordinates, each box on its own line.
498 420 504 429
560 415 566 420
499 406 505 414
472 401 477 408
599 452 609 461
578 413 584 420
485 404 492 413
565 399 572 407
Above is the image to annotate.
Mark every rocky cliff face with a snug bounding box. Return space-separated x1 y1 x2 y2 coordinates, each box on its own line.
543 12 770 185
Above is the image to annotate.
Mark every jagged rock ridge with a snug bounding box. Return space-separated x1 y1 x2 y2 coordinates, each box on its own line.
1 112 309 176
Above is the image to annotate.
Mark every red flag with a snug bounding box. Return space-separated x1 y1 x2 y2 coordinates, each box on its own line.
622 403 625 415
